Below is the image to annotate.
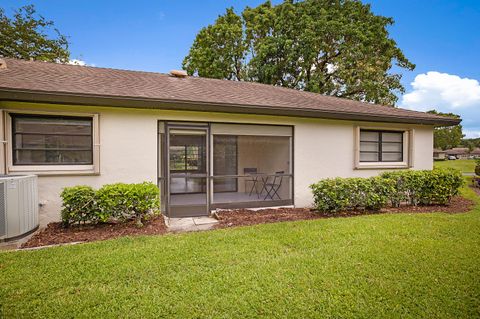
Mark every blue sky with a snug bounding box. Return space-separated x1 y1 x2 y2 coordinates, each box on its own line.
1 0 479 137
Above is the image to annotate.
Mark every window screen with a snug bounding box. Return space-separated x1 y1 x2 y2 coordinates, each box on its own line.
12 114 93 165
169 134 206 173
359 130 403 162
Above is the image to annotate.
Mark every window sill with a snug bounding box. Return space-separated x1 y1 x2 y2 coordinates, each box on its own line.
7 165 99 176
355 162 409 170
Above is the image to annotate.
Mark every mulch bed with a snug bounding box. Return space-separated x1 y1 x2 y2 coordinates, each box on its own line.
382 195 474 214
21 192 478 249
21 216 167 249
214 195 475 229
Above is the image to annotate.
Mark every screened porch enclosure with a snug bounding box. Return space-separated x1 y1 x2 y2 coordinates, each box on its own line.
159 122 293 217
211 134 292 208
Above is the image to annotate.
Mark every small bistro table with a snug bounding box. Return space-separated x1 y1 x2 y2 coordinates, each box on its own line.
247 173 270 198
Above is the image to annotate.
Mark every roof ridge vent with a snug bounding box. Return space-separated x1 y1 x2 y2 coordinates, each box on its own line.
0 59 6 70
170 70 188 78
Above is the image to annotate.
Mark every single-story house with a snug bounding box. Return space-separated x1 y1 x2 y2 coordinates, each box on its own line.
445 148 470 159
433 148 447 160
470 148 480 158
0 58 460 225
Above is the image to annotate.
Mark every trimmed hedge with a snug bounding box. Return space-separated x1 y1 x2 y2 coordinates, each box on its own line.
310 168 463 213
381 168 463 206
60 182 160 226
96 182 160 225
60 186 100 225
310 177 394 213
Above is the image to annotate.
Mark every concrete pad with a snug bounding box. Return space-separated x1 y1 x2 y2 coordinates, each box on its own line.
193 216 218 226
166 216 218 233
0 230 38 251
0 242 21 251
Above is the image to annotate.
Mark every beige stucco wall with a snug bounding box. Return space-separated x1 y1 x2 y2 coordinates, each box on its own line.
1 101 434 226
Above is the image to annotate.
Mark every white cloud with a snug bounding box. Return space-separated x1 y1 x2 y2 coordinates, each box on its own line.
400 71 480 139
68 59 94 67
68 59 86 66
401 71 480 111
464 130 480 139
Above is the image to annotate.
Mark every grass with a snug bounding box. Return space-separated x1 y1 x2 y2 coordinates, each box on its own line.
434 159 477 173
1 187 480 318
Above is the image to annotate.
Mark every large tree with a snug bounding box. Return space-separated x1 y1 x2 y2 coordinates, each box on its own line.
184 8 245 80
427 110 464 150
462 138 480 150
183 0 415 105
0 5 70 62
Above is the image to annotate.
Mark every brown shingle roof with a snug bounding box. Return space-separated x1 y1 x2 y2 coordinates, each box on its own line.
0 58 460 126
471 148 480 155
445 148 469 155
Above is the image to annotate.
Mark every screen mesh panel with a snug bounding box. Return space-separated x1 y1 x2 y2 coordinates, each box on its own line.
0 182 5 237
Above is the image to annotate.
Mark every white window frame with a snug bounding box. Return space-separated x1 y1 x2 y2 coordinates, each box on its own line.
4 110 100 176
354 126 414 169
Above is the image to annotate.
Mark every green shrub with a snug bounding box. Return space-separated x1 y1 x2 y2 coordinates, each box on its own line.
61 182 160 227
128 182 161 224
60 186 101 226
311 168 463 213
310 178 347 213
96 183 131 220
475 159 480 176
381 170 428 206
381 168 463 206
370 176 397 210
421 168 463 205
310 176 392 213
96 182 160 226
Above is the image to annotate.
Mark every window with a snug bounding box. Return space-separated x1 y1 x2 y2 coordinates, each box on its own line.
359 130 403 162
12 114 93 165
169 134 206 173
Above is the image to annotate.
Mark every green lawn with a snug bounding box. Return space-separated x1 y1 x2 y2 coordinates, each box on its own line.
1 188 480 318
434 159 477 173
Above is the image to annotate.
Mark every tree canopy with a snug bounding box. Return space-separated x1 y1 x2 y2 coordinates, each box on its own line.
427 110 464 150
183 0 415 105
462 138 480 151
0 5 70 62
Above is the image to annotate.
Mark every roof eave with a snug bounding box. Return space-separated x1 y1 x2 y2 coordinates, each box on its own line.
0 88 461 126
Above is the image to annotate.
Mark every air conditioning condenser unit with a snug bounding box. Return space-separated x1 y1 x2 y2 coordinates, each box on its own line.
0 175 39 241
